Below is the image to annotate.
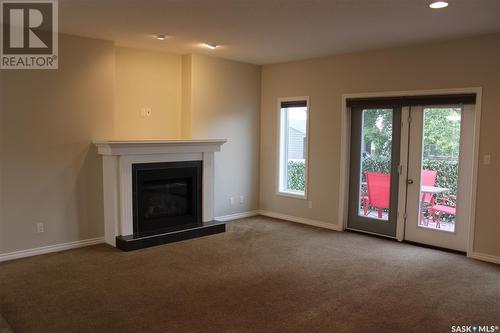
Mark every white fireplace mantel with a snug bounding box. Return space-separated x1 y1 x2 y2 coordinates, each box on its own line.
94 139 227 246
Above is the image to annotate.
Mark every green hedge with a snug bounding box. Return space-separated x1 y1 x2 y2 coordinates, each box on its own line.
287 161 305 191
285 157 459 198
362 156 459 196
361 156 391 177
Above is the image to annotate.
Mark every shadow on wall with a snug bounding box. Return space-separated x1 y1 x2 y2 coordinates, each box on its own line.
75 144 104 240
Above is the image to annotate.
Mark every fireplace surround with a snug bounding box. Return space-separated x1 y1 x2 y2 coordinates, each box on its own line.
94 139 226 250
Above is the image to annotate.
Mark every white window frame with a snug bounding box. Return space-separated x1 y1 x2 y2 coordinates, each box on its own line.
276 96 310 199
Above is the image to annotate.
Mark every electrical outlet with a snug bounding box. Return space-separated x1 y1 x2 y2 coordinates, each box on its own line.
308 201 313 209
239 195 244 204
229 196 234 205
140 107 152 117
36 222 44 233
484 154 491 165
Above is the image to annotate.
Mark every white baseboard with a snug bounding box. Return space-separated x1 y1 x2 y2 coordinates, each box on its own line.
214 210 260 222
468 252 500 265
259 210 343 231
0 237 105 262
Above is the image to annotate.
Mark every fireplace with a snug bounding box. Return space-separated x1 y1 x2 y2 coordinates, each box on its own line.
132 161 202 234
95 139 226 250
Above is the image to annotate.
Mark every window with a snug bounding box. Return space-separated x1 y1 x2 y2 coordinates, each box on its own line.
278 98 309 198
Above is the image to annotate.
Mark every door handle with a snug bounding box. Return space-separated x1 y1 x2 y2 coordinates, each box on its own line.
407 179 414 185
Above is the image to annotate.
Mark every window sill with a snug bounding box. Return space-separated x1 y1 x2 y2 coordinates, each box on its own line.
276 191 307 200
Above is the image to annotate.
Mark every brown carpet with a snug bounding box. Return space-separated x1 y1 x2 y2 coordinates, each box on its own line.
1 217 499 333
0 314 14 333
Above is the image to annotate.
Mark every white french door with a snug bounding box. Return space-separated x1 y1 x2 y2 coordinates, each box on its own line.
403 104 475 251
345 95 477 252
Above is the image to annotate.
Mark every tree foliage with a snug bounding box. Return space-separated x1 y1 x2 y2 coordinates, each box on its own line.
422 108 461 159
361 108 461 160
362 109 393 158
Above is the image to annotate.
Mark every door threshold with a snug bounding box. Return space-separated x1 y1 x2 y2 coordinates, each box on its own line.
346 227 397 241
347 228 466 255
402 240 466 255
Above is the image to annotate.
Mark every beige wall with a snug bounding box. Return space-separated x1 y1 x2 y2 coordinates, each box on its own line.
0 37 262 254
0 34 115 253
114 47 182 139
181 54 193 139
114 51 262 218
188 54 261 217
260 34 500 257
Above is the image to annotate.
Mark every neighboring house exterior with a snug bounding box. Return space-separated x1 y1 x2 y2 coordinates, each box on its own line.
288 127 306 160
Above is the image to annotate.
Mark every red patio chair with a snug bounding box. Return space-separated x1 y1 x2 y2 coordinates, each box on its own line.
361 190 369 216
421 170 437 202
365 172 391 218
420 170 437 224
430 196 456 228
360 180 369 215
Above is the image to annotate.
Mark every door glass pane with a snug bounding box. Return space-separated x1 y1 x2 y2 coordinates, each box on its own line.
358 109 393 221
418 107 461 232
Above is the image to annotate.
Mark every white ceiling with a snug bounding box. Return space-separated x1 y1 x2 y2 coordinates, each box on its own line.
60 0 500 65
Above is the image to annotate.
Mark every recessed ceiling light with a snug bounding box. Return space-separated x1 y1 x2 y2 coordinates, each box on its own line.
204 43 218 50
429 1 449 9
155 33 167 40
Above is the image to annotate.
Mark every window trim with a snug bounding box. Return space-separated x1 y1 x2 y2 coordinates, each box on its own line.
276 96 310 199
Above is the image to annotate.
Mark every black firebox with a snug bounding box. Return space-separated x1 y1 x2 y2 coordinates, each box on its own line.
132 161 202 234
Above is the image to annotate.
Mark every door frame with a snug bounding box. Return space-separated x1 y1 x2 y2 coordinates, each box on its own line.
338 87 482 256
